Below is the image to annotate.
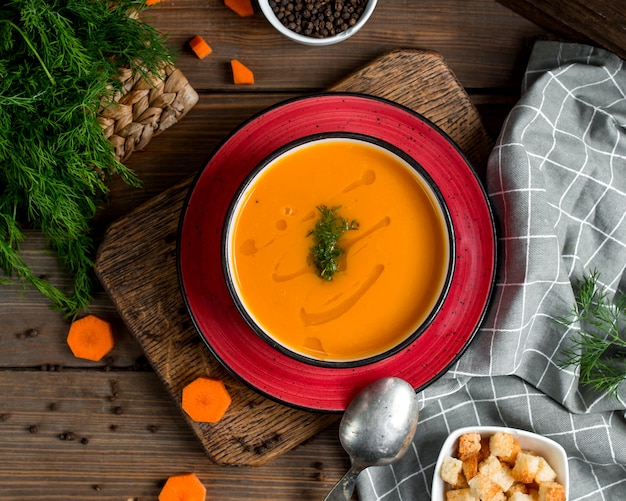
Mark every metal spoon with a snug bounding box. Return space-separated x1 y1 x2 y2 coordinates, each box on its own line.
324 377 420 501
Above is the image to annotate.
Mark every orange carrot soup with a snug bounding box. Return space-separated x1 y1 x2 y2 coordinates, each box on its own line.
226 137 451 363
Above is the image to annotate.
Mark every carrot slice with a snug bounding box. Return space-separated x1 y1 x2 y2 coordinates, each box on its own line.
146 0 162 5
181 377 232 423
189 36 212 59
231 59 254 85
224 0 254 17
158 472 206 501
66 315 114 362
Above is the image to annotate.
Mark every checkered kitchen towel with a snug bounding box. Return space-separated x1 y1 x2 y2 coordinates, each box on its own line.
357 42 626 500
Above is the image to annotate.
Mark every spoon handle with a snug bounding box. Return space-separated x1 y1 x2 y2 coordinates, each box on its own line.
323 465 363 501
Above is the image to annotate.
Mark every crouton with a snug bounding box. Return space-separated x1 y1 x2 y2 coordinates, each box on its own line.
446 487 478 501
507 482 529 496
508 493 535 501
495 464 515 492
462 454 480 481
458 433 482 460
468 473 502 500
537 481 566 501
535 457 557 483
479 437 491 462
512 451 541 483
489 431 521 464
477 456 515 492
478 455 502 476
441 456 464 487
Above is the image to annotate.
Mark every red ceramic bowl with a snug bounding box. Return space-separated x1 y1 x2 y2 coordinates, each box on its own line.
177 93 496 412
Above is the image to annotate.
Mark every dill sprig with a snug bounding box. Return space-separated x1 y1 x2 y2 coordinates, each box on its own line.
308 205 358 281
558 270 626 396
0 0 174 317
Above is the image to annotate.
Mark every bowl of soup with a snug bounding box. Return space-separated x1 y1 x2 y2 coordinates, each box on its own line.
178 92 497 411
222 133 454 367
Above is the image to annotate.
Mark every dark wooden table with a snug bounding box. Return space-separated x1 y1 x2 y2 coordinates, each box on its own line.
1 1 614 499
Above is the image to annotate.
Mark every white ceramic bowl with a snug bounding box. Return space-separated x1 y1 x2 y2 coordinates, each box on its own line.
258 0 377 46
432 426 569 500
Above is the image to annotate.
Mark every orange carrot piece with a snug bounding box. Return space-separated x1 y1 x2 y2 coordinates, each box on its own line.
66 315 114 362
189 36 212 59
231 59 254 85
181 377 232 423
145 0 162 6
224 0 254 17
158 473 206 501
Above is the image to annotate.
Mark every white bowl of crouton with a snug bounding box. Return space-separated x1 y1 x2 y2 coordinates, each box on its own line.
432 426 569 501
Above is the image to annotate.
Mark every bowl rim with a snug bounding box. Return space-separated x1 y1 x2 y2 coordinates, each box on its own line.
431 425 570 499
258 0 378 46
221 131 456 368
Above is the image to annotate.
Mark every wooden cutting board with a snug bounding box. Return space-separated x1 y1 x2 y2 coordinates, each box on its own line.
94 49 493 467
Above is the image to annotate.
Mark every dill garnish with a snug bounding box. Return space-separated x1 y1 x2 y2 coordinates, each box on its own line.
0 1 174 316
308 205 358 281
558 270 626 396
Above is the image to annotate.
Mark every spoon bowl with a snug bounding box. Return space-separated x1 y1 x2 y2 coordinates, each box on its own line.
324 377 419 500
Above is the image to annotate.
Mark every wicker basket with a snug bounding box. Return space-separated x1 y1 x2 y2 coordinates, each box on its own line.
99 65 199 162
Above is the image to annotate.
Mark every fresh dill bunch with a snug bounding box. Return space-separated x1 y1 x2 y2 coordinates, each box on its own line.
0 0 174 316
558 270 626 396
308 205 358 281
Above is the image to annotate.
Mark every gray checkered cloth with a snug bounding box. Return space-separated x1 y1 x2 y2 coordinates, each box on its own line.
356 42 626 501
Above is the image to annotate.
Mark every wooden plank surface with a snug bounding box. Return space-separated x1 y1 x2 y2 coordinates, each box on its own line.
94 49 494 467
141 0 547 92
0 0 561 497
496 0 626 60
0 371 348 501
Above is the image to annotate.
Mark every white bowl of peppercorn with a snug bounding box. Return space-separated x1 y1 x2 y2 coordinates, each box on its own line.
258 0 378 46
